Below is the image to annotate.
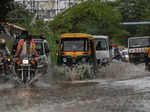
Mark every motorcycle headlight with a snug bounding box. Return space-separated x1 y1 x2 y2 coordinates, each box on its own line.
101 58 109 63
8 58 11 62
22 59 29 64
63 58 67 63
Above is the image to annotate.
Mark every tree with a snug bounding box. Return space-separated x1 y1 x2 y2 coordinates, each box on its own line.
114 0 150 37
117 0 150 22
0 0 14 21
5 2 34 24
50 0 128 45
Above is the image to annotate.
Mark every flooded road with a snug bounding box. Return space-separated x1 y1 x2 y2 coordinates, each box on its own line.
1 62 150 112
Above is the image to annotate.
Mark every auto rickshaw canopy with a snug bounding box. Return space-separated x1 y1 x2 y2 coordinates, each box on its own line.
60 33 94 40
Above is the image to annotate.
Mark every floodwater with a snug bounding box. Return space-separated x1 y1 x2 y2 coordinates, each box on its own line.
1 61 150 112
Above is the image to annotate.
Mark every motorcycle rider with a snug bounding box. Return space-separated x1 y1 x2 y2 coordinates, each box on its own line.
0 38 11 75
11 30 28 55
144 47 150 69
14 32 39 68
0 39 10 56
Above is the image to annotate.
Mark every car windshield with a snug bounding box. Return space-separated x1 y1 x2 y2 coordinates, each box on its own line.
35 41 43 55
129 38 150 48
95 38 108 50
61 38 88 52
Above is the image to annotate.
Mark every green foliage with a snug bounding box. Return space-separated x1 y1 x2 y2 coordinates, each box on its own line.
136 25 150 36
6 3 34 24
46 31 58 65
50 0 128 45
118 0 139 22
118 0 150 22
0 0 14 21
117 0 150 37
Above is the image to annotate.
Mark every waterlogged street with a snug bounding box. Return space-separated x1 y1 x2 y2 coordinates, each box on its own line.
1 62 150 112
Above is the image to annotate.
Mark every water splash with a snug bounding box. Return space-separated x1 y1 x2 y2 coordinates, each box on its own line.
53 64 94 81
97 61 147 80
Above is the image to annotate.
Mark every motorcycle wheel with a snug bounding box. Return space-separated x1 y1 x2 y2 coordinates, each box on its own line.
23 71 28 84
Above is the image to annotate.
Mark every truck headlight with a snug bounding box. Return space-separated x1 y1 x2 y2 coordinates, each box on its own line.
22 59 29 64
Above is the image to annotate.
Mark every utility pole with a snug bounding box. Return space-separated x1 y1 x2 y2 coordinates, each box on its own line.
57 0 59 15
69 0 70 8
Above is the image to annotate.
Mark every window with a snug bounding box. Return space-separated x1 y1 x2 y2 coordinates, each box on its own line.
129 38 150 48
61 38 88 52
96 39 108 50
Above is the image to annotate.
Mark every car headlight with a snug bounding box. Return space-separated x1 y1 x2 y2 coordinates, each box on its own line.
22 59 29 64
125 55 129 58
63 58 67 63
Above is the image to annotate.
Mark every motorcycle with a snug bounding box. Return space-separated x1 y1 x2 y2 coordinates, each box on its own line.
15 56 37 85
145 61 150 71
145 64 150 71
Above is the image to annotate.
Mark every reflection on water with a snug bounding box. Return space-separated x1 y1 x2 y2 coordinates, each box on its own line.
58 81 99 89
0 88 50 108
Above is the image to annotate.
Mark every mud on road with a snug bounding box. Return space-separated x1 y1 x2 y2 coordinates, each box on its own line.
0 62 150 112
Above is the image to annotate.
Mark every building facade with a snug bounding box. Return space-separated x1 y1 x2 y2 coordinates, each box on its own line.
15 0 84 21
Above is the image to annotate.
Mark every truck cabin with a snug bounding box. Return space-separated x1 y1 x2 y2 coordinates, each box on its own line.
93 35 112 64
128 36 150 63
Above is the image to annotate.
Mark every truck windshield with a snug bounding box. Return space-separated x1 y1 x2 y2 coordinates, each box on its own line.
129 38 150 48
61 38 88 52
95 38 108 50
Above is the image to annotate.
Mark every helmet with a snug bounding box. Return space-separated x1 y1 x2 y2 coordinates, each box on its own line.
20 31 28 40
25 35 32 41
0 39 6 48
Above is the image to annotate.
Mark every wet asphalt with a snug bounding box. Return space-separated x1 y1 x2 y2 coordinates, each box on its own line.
0 62 150 112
